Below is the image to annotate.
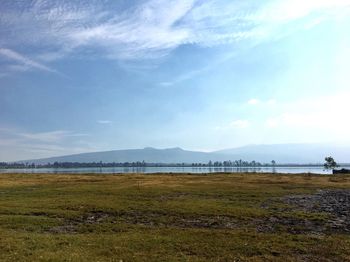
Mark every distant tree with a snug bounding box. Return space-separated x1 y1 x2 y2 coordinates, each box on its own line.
271 160 276 166
324 156 338 171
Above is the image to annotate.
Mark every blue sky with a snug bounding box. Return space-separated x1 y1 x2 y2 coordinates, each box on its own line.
1 0 350 161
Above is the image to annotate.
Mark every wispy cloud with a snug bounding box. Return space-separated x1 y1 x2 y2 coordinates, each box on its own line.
97 120 113 124
0 48 58 74
18 130 88 143
69 0 195 59
0 127 93 161
158 67 208 87
2 0 349 65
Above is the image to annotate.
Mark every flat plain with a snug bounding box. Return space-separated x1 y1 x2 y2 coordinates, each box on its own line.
1 173 350 261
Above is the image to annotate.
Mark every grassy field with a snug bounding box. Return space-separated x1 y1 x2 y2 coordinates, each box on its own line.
1 172 350 261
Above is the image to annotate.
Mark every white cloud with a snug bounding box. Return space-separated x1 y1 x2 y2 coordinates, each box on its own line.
264 0 350 22
248 98 277 106
66 0 195 60
159 82 174 87
248 98 260 105
97 120 113 124
263 90 350 141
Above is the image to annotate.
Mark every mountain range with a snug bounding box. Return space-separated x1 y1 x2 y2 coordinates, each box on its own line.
22 143 350 165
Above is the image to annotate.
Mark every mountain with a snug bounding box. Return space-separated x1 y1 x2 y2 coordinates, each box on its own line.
214 143 350 164
24 147 225 165
22 144 350 165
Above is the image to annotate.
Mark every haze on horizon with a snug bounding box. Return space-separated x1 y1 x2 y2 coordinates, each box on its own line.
1 0 350 162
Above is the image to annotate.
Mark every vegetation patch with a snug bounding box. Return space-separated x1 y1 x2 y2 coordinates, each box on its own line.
1 173 350 261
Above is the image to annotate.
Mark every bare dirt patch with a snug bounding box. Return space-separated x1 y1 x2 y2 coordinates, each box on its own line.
47 210 240 233
47 189 350 235
116 211 239 229
261 189 350 234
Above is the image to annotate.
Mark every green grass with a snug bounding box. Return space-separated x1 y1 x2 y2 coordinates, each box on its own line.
1 173 350 261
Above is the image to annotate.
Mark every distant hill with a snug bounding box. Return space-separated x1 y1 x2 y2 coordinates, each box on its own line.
214 144 350 164
23 147 224 165
22 144 350 165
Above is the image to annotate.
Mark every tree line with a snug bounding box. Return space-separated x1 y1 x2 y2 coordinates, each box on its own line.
0 160 278 169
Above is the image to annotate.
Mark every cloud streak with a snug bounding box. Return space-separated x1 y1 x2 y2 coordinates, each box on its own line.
0 48 59 74
19 130 88 143
1 0 349 65
97 120 113 124
0 127 93 161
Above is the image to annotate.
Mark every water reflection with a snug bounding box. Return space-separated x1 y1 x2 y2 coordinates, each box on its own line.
0 166 332 174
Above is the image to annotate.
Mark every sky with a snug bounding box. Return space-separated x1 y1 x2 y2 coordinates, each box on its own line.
1 0 350 161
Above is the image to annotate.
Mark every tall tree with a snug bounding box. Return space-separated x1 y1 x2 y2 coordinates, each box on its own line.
324 156 338 171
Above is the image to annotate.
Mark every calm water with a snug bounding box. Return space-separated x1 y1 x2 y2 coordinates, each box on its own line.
0 166 332 174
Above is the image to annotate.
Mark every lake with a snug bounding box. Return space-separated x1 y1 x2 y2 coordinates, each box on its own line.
0 166 333 174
